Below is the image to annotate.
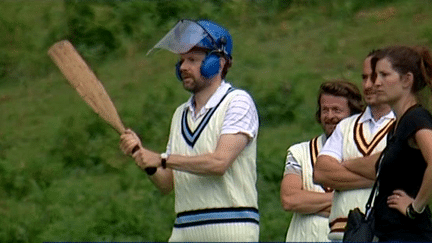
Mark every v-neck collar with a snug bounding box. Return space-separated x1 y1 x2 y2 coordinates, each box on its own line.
353 110 395 156
181 86 235 147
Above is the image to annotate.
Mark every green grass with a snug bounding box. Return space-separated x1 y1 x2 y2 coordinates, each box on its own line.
1 0 432 242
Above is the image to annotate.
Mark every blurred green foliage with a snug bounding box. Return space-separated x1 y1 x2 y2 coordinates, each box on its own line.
1 0 432 242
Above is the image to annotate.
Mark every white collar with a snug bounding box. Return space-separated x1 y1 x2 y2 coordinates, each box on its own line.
358 106 395 123
185 81 232 111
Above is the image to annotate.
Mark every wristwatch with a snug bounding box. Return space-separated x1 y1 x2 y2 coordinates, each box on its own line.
161 153 169 169
406 203 424 219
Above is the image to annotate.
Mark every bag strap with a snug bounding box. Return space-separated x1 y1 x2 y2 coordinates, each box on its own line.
364 177 378 219
364 149 386 219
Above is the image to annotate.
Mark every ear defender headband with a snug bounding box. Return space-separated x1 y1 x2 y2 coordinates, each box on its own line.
176 21 229 81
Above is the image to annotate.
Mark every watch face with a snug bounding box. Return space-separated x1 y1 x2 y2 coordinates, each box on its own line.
161 153 168 169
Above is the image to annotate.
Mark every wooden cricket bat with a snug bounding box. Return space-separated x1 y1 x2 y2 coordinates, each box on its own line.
48 40 156 175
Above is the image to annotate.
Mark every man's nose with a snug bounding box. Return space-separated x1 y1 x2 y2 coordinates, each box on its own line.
326 110 336 118
180 59 192 71
180 61 187 71
373 76 382 86
364 78 374 88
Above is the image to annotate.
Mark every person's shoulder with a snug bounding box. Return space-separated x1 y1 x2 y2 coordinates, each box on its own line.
229 87 253 99
226 87 257 107
222 82 250 97
402 105 432 129
289 135 320 151
408 105 432 118
288 142 309 158
173 101 189 114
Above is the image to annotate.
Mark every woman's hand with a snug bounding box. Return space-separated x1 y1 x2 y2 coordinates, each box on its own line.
387 189 414 216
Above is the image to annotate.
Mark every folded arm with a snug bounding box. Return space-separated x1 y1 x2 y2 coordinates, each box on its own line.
280 173 333 217
341 153 380 180
314 155 375 191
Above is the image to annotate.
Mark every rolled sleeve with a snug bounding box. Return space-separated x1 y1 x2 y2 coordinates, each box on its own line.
221 92 259 139
284 151 302 176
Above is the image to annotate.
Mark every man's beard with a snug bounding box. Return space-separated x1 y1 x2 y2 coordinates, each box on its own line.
181 72 209 93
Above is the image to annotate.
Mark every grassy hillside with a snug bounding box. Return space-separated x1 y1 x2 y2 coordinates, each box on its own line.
1 0 432 242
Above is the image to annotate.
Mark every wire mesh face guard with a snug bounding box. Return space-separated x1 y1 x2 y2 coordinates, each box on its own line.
147 19 218 56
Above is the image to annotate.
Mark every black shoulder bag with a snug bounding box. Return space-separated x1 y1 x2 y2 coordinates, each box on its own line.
342 181 377 242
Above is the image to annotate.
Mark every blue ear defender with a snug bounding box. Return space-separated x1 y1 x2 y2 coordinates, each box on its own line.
200 51 221 79
175 51 222 81
200 36 227 79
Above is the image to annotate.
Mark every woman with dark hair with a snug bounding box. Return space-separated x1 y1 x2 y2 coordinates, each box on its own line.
344 45 432 241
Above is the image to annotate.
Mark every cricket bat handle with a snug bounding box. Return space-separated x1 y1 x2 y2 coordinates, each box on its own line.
131 145 157 175
145 167 157 175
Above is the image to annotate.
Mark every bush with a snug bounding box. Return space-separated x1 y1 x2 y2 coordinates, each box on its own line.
49 114 119 174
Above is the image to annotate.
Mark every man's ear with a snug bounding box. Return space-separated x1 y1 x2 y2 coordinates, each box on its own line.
219 57 226 73
402 72 414 89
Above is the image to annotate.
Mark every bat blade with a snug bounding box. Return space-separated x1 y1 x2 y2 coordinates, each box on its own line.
48 40 157 175
48 40 125 134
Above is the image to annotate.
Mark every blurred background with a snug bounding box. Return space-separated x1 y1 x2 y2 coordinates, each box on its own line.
1 0 432 241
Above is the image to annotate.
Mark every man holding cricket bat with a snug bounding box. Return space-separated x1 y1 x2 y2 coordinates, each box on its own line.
120 19 260 242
